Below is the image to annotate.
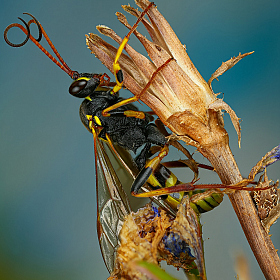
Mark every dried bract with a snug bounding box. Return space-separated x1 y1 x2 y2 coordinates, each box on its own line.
252 172 280 232
247 145 280 232
208 52 254 89
253 183 279 219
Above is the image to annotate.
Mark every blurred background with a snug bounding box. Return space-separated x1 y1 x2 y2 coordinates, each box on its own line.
1 0 279 279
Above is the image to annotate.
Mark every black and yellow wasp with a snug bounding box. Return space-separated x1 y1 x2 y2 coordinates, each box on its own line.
4 12 224 274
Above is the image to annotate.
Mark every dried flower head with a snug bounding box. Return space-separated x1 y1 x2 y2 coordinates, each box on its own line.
109 198 205 279
86 0 252 153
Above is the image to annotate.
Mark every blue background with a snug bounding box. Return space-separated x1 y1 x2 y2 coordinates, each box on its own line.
1 0 279 279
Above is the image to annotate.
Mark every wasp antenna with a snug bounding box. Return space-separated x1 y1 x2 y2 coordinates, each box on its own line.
4 17 30 47
23 12 42 42
25 13 73 74
4 13 77 79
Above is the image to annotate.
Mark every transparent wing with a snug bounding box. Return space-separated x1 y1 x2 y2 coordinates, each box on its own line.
94 132 133 273
93 130 181 273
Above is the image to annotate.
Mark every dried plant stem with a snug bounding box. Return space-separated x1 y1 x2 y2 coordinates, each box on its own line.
201 142 280 280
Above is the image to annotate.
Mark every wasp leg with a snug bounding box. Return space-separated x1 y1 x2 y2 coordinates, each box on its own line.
102 105 146 120
111 2 155 95
134 122 167 168
102 57 173 117
100 2 173 118
132 156 187 213
135 143 152 170
134 178 275 198
131 145 169 195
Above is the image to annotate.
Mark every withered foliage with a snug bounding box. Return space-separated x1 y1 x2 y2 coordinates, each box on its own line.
251 172 280 232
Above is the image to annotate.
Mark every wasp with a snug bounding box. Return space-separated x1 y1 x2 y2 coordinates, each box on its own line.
3 13 166 273
4 12 227 274
0 12 188 272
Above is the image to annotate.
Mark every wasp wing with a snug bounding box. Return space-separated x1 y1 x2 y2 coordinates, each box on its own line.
94 132 133 273
93 130 181 273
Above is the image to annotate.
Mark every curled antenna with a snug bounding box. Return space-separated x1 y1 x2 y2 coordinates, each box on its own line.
4 13 78 79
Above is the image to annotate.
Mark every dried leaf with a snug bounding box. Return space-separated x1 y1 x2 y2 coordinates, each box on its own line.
208 52 254 88
208 99 241 147
249 144 280 180
170 197 206 279
262 201 280 233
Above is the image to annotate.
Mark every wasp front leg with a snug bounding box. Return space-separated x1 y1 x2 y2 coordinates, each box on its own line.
100 2 173 120
101 56 173 119
102 105 146 120
110 2 155 95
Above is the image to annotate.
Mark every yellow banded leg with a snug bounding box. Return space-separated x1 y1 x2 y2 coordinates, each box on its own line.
111 2 155 95
103 3 174 119
102 57 174 118
103 2 156 118
124 110 146 119
131 145 169 196
102 95 138 117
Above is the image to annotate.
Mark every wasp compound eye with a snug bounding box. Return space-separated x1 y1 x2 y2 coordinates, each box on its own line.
69 76 102 98
69 79 89 98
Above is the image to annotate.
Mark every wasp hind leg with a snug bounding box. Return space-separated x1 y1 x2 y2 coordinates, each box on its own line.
131 144 169 196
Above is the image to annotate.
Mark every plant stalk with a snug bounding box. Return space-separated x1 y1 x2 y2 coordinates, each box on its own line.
200 142 280 279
